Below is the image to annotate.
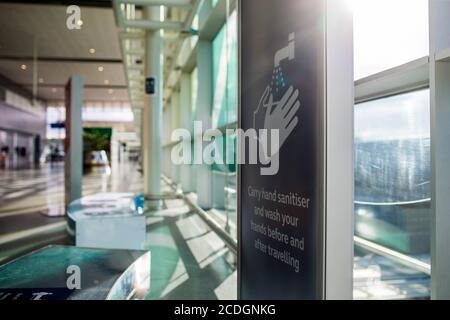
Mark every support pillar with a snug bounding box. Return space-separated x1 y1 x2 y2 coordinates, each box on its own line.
171 90 180 184
162 107 171 177
180 73 192 192
64 75 83 208
143 6 163 207
195 40 213 209
430 0 450 300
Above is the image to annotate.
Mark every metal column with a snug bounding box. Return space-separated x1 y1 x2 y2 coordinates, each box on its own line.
194 40 213 209
64 76 83 208
143 6 163 207
429 0 450 300
324 0 354 299
180 73 192 192
170 90 180 183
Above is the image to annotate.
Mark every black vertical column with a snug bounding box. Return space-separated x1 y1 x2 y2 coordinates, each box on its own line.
238 0 326 300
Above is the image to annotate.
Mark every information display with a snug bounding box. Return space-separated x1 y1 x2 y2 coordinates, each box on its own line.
239 0 326 299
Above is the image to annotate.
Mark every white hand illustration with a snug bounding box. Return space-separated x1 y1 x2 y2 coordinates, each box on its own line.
264 85 300 149
256 85 300 162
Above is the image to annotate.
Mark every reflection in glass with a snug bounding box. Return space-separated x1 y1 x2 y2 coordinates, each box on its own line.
354 89 431 299
210 6 237 239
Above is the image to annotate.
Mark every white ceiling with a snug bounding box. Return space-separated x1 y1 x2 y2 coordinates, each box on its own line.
0 2 127 102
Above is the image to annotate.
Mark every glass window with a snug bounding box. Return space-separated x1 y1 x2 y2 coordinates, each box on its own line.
209 9 238 239
352 0 429 80
46 105 66 140
211 10 237 129
190 68 198 192
354 89 431 299
191 67 198 121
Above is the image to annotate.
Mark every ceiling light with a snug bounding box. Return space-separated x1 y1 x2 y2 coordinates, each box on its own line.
20 64 27 71
52 88 57 93
39 78 44 83
89 48 96 54
104 79 110 85
98 66 104 72
77 20 83 26
108 89 114 94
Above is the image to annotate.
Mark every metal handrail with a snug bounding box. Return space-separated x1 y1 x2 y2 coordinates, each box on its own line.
161 176 430 275
161 174 237 255
354 236 431 275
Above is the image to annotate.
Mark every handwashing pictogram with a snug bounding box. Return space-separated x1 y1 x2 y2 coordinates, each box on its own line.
253 33 301 166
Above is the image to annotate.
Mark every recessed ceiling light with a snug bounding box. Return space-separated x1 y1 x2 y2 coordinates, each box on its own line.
39 78 44 83
104 79 110 85
98 66 104 72
20 64 27 71
108 89 114 94
89 48 96 54
77 20 83 26
52 88 57 93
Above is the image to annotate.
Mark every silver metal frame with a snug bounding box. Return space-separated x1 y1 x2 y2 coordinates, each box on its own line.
236 0 242 300
324 0 354 300
355 56 430 104
429 0 450 300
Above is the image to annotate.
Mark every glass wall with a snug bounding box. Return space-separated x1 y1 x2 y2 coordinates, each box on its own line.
354 90 431 299
46 101 133 140
352 0 431 299
165 1 238 240
190 67 198 192
150 0 447 300
210 6 238 239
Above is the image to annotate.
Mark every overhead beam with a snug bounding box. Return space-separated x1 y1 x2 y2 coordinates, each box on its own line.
128 65 145 71
23 84 128 89
125 48 145 55
47 98 131 103
113 0 184 31
119 0 192 8
0 56 123 64
120 31 145 39
124 19 184 31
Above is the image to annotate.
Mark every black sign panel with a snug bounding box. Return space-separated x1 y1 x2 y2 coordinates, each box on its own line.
146 77 156 95
50 122 65 129
239 0 325 299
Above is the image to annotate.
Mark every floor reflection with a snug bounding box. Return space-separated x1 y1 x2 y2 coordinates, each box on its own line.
0 161 237 300
0 161 142 263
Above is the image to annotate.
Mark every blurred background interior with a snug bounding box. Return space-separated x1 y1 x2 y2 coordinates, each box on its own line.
0 0 443 300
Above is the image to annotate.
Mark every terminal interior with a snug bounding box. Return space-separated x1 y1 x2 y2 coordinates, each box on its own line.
0 0 446 300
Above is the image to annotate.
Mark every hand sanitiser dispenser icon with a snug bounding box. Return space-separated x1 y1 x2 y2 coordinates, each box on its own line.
274 32 295 68
254 32 299 136
252 32 300 176
271 33 295 97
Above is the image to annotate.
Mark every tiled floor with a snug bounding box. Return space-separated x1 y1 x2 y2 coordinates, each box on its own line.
0 161 237 299
144 197 236 300
0 162 432 300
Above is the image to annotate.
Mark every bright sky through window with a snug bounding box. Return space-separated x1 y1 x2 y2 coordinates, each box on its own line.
350 0 429 80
